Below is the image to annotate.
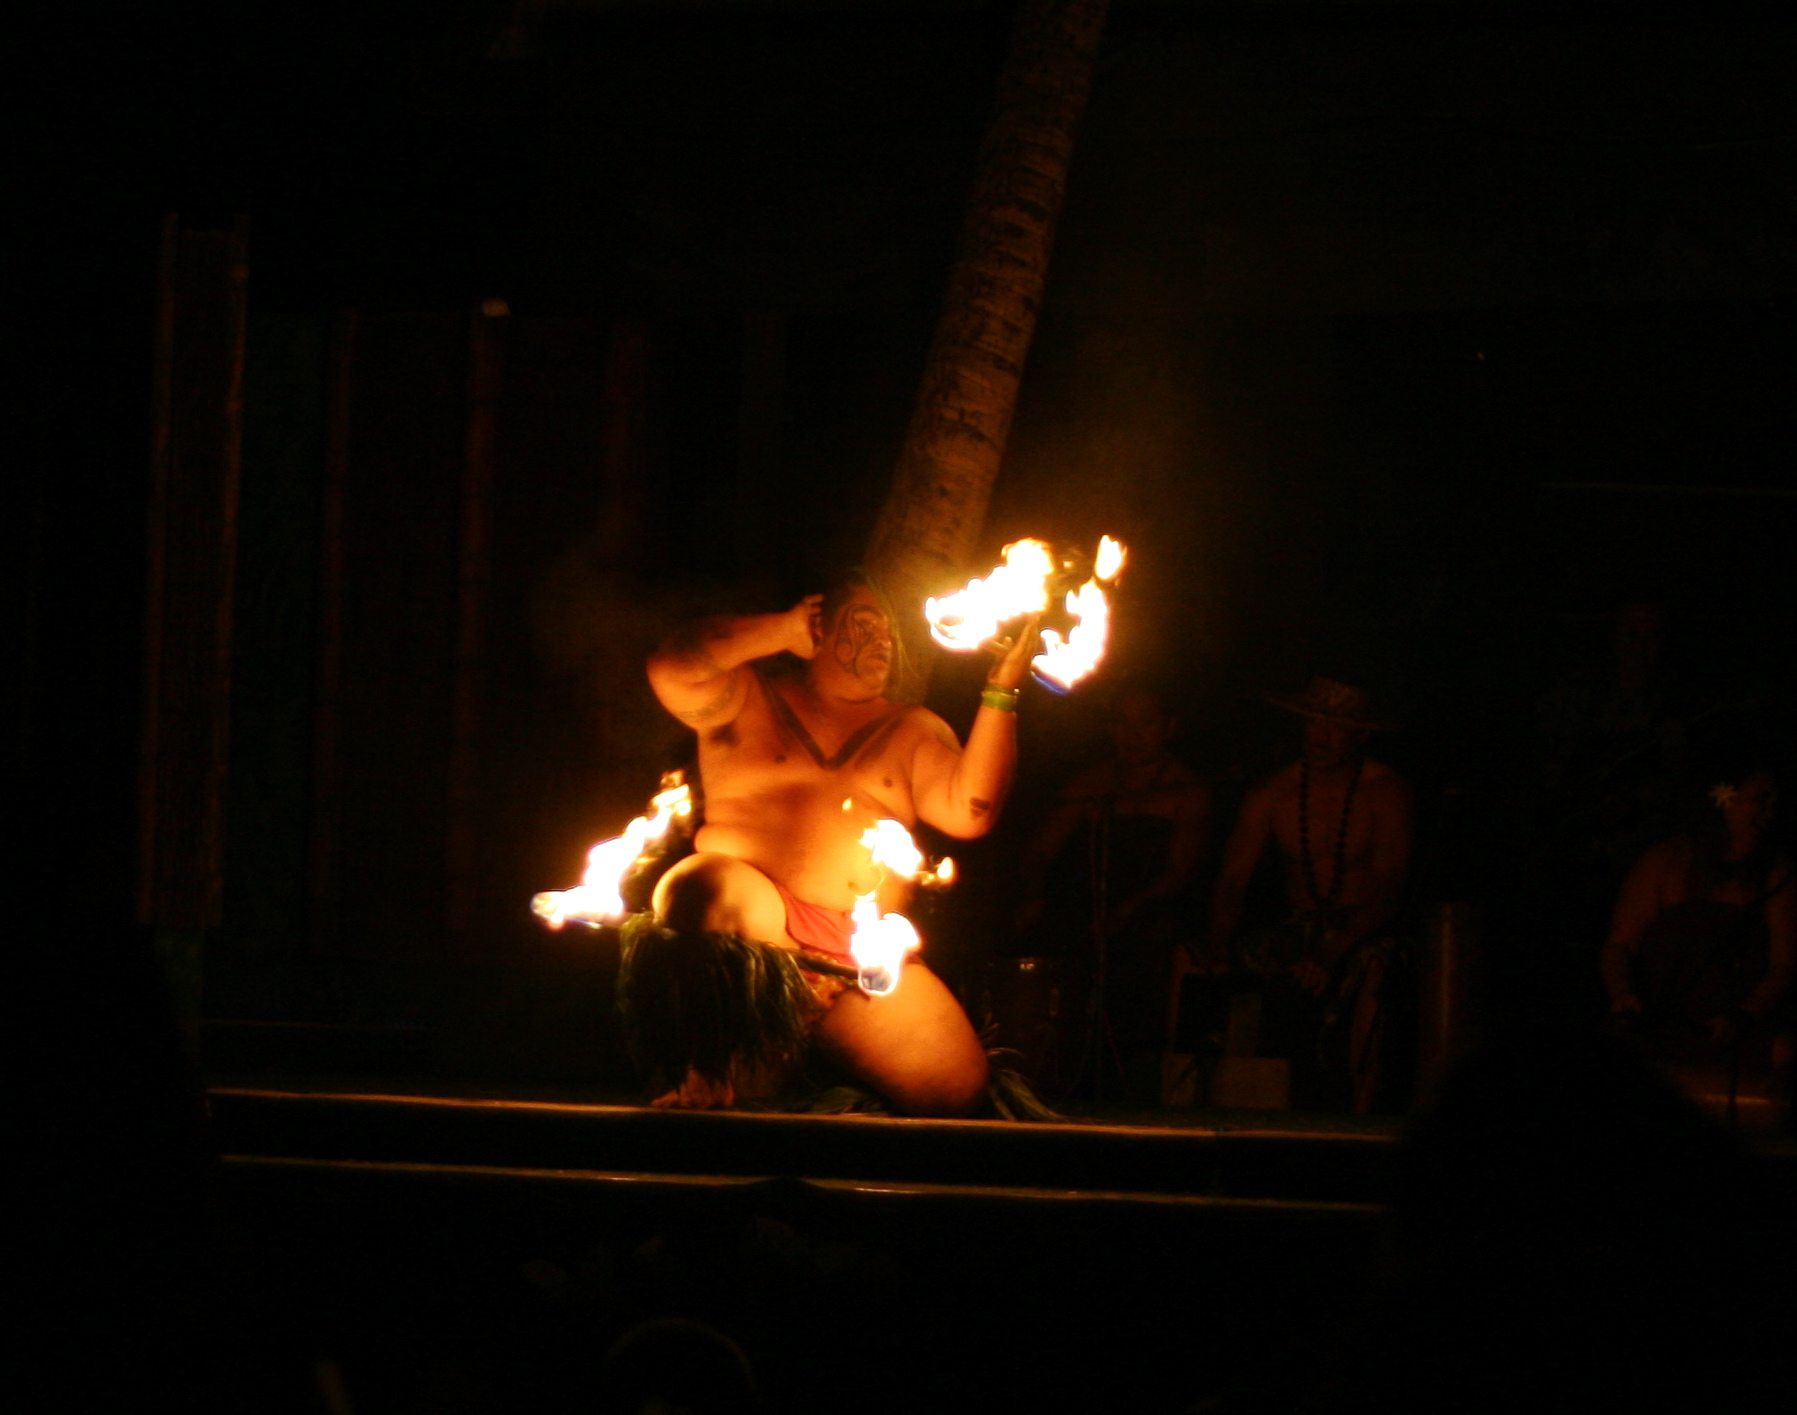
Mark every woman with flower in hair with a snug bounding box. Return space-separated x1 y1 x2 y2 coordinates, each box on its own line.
1602 762 1794 1082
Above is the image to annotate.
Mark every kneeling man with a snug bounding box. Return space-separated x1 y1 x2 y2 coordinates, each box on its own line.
636 575 1032 1116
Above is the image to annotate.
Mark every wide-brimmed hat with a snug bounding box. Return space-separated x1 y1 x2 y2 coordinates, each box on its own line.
1263 676 1395 731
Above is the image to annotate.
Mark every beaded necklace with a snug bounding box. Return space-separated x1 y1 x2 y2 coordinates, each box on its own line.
1298 755 1361 911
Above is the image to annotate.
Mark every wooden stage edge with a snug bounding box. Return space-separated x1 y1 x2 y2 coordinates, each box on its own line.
204 1079 1796 1212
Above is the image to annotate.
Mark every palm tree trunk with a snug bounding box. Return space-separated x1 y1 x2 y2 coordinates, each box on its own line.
866 0 1109 701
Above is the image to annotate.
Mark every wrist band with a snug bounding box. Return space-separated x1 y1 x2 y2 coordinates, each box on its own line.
980 685 1019 713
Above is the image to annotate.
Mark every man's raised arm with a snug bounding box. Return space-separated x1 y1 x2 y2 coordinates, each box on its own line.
910 618 1038 840
647 596 819 728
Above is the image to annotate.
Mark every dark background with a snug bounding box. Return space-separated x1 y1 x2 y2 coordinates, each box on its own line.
16 0 1797 1074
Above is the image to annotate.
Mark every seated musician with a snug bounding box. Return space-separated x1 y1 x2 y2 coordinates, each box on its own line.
1603 763 1794 1075
1015 684 1211 1092
1188 677 1412 1110
630 573 1036 1116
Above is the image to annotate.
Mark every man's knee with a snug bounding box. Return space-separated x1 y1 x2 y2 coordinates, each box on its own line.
901 1052 990 1118
653 853 784 942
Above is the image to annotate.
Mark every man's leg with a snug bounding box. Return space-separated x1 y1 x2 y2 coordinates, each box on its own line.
650 852 989 1116
645 853 795 1108
652 852 790 945
813 964 990 1118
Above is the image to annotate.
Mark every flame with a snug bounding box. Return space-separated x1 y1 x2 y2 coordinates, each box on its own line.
848 817 952 994
1094 534 1127 582
860 818 925 878
849 893 921 997
531 777 692 928
923 535 1125 692
1032 576 1112 692
924 538 1055 651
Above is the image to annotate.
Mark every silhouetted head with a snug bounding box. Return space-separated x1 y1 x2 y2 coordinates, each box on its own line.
1109 684 1176 767
598 1318 760 1415
1698 762 1779 871
1264 676 1388 771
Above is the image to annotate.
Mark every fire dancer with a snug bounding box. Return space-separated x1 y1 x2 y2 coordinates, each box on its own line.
1191 677 1411 1109
631 572 1036 1115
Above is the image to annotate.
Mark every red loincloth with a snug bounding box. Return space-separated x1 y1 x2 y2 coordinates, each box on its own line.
774 879 856 960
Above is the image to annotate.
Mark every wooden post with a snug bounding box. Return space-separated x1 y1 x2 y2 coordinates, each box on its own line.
446 303 504 944
1418 901 1480 1102
307 308 357 955
138 214 249 1041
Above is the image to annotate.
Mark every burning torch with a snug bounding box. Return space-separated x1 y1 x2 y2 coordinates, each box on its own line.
845 812 954 997
531 771 693 929
924 535 1126 691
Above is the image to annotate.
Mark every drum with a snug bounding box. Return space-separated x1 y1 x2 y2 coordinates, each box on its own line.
975 958 1072 1090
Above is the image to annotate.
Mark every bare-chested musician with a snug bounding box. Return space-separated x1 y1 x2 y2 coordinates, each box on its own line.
1198 677 1412 992
641 574 1036 1116
1176 677 1411 1109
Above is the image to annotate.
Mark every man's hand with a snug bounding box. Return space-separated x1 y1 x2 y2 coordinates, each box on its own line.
651 1068 737 1109
1289 955 1333 996
986 614 1041 690
1173 940 1229 981
787 594 823 660
1014 897 1046 936
1104 894 1145 940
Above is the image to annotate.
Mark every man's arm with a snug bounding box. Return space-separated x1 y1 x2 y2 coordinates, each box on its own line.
646 596 818 729
1110 783 1212 933
1601 842 1672 1014
909 619 1037 839
1208 786 1273 963
1016 772 1103 930
1744 862 1795 1019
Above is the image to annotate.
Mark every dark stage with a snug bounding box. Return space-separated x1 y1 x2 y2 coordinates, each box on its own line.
20 2 1797 1412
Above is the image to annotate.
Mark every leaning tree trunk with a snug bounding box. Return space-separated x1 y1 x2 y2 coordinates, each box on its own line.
865 0 1109 702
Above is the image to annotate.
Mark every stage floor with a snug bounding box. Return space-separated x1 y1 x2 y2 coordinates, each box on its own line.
207 1068 1405 1134
198 1070 1794 1415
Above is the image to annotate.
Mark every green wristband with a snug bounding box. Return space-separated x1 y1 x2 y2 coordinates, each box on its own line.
980 685 1019 713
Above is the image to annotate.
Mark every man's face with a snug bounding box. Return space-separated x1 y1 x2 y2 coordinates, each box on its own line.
820 588 893 696
1111 692 1173 767
1722 772 1777 853
1303 716 1365 770
1613 603 1661 678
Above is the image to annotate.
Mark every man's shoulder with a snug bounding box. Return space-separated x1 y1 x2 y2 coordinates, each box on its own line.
1640 834 1693 871
1157 755 1205 787
1246 765 1299 809
887 700 957 749
1358 759 1411 798
1159 760 1211 814
1062 760 1114 795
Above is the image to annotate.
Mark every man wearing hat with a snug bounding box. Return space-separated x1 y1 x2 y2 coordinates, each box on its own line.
1192 676 1412 1108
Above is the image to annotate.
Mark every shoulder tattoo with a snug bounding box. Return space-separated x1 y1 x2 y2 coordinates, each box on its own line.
677 672 741 727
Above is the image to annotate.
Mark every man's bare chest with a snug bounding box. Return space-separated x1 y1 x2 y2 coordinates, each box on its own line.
701 682 916 812
1271 788 1378 865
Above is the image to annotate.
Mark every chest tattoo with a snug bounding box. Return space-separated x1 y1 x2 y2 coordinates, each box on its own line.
760 673 910 773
